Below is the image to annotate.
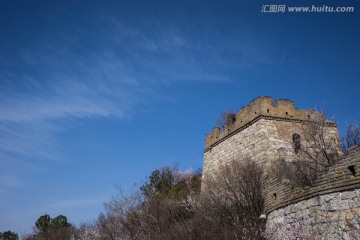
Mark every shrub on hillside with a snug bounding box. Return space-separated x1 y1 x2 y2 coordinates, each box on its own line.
97 161 265 240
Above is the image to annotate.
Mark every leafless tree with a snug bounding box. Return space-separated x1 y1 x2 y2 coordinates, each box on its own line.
342 122 360 152
272 113 342 187
199 159 265 240
216 108 236 129
97 189 146 240
97 171 201 240
22 227 76 240
299 114 341 166
75 222 101 240
96 161 264 240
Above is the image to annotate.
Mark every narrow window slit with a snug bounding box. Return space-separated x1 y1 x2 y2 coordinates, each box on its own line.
231 116 236 123
348 165 356 176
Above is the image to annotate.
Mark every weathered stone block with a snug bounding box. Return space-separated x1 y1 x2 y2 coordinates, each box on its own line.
341 191 357 200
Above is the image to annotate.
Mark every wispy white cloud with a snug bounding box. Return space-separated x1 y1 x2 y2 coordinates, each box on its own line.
106 18 277 84
0 7 284 233
0 36 147 158
0 12 274 161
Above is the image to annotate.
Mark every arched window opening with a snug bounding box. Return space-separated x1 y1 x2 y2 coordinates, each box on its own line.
292 133 301 154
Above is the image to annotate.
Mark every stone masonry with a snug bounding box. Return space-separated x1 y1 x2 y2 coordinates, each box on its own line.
202 96 339 186
202 96 360 238
265 146 360 239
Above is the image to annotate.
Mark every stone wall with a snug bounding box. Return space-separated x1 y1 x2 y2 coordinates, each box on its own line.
204 96 330 151
202 96 360 238
265 146 360 239
202 96 340 188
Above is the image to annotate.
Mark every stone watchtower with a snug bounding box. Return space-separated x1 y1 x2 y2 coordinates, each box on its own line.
202 96 341 185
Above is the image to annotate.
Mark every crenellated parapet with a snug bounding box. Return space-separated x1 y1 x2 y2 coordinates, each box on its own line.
264 146 360 238
205 96 335 151
202 96 357 238
263 145 360 214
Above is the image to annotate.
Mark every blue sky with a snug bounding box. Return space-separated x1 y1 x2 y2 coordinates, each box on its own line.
0 0 359 234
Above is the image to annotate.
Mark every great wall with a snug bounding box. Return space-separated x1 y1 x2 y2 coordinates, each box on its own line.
202 96 360 239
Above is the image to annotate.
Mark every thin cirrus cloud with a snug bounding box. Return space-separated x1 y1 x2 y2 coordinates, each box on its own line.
0 55 140 159
0 16 272 159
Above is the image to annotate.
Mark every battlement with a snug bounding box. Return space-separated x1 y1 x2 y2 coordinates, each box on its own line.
202 96 356 238
264 148 360 237
205 96 334 151
264 148 360 214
